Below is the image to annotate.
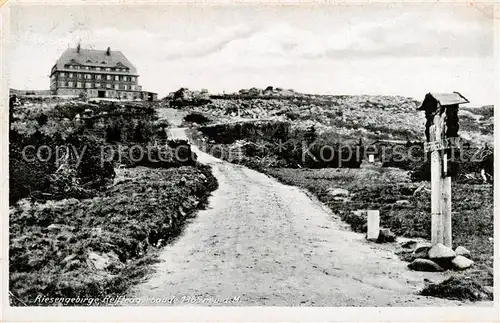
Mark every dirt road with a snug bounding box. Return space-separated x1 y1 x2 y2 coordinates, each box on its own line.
129 123 463 306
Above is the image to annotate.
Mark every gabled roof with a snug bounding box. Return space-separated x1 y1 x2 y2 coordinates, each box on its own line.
417 92 469 110
54 47 137 74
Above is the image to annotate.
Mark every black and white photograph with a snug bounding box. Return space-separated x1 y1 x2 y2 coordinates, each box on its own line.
3 0 498 321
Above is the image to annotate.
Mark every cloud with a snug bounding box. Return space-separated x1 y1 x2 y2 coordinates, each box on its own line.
9 3 495 106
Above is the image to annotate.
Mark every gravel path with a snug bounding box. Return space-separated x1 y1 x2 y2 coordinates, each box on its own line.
129 124 463 306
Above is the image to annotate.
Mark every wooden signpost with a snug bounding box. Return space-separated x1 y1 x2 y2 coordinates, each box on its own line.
418 92 468 247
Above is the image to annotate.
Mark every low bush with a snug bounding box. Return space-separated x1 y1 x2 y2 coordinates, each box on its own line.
9 165 218 306
420 275 493 301
196 121 363 169
183 112 211 125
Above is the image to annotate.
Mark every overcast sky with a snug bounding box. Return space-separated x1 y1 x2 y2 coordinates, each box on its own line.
9 3 496 105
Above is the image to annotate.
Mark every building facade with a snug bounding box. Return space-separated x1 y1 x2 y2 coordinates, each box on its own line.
50 45 154 100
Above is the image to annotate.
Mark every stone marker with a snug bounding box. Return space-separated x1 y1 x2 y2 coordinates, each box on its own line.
408 258 445 272
454 246 471 258
452 255 474 270
366 210 380 241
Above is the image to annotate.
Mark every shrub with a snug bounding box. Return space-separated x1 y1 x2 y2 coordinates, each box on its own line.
9 165 218 305
184 112 211 125
78 91 89 102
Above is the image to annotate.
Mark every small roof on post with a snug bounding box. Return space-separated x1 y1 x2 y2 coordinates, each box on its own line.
417 92 469 111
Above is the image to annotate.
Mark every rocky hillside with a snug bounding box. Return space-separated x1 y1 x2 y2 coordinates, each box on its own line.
173 87 493 145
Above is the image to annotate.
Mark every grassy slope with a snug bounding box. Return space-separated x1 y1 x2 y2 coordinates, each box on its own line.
10 165 218 306
9 98 219 306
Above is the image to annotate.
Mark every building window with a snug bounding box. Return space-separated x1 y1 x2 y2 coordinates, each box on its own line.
96 67 101 71
130 85 135 91
114 75 119 81
85 82 91 88
77 82 82 88
132 77 136 82
114 84 119 90
77 74 82 79
106 67 110 71
69 73 73 78
60 72 65 78
68 82 74 87
106 75 111 80
95 83 101 88
96 75 101 80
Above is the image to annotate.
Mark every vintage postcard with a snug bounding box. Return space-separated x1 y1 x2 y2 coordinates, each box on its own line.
2 0 498 322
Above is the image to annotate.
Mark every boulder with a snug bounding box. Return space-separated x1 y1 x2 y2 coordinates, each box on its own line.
454 246 471 258
451 255 474 270
411 242 432 260
400 240 418 249
408 259 445 272
428 243 456 260
377 228 396 243
414 242 432 254
327 188 349 197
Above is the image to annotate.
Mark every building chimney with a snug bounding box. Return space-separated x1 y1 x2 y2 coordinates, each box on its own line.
77 43 80 53
106 47 111 56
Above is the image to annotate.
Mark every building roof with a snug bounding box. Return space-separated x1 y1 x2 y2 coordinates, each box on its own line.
54 47 137 74
417 92 469 110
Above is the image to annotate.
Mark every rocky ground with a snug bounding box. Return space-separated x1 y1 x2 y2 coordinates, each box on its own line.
176 87 493 146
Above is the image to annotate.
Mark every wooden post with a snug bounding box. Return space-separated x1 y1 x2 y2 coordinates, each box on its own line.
420 93 466 248
430 127 443 245
442 152 452 247
429 111 446 245
367 210 380 241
